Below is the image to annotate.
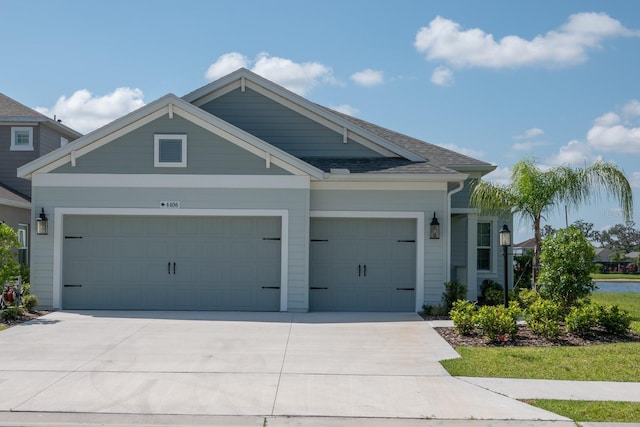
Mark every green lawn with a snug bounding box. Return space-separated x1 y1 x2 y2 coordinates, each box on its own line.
0 325 6 332
526 400 640 423
441 292 640 422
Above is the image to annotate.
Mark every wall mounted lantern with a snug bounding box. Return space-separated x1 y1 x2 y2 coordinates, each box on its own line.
499 224 511 306
36 208 48 236
430 212 440 239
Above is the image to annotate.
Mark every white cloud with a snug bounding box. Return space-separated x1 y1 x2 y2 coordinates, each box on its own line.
330 104 359 116
430 66 453 86
546 139 595 167
35 87 145 134
205 52 250 80
483 166 512 185
512 140 548 151
415 13 636 69
350 69 384 87
515 128 544 139
587 101 640 153
205 52 336 96
436 143 484 159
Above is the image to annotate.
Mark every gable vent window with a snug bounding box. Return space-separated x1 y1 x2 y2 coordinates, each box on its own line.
154 134 187 167
11 127 33 151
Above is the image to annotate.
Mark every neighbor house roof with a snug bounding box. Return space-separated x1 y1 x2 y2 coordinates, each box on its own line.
594 247 613 263
514 237 536 249
0 183 30 209
0 92 82 138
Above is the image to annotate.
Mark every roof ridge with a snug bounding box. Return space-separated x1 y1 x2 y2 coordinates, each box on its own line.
0 92 47 118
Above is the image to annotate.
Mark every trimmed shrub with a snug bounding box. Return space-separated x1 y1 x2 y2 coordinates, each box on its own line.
480 280 503 306
22 294 39 312
475 305 520 342
526 299 562 339
1 306 23 321
597 305 632 336
517 288 541 309
450 300 477 335
442 280 467 312
565 304 598 336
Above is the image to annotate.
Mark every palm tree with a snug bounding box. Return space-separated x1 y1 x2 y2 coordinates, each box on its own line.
470 158 633 288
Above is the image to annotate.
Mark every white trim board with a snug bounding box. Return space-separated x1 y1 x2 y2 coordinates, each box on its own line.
34 173 310 189
310 210 425 312
52 208 289 312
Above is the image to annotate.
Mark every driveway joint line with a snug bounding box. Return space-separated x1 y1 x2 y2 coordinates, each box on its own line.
270 314 294 415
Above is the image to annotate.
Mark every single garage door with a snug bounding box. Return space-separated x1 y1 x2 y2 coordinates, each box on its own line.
309 218 416 312
62 215 281 310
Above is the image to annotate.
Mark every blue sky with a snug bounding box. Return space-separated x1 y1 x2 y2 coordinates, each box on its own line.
2 0 640 242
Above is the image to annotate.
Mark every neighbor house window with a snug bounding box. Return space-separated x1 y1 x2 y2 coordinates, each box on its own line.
60 137 69 147
477 222 492 271
17 224 28 265
154 134 187 167
11 127 33 151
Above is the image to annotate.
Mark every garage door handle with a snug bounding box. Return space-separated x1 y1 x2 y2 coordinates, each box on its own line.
168 262 171 274
364 264 367 277
261 286 280 289
358 264 361 276
310 287 328 290
396 288 415 291
173 262 176 275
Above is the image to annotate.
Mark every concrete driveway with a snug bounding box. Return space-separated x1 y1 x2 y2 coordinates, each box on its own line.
0 311 565 423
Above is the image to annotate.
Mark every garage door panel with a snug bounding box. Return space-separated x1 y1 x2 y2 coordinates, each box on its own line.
310 218 416 312
63 215 281 311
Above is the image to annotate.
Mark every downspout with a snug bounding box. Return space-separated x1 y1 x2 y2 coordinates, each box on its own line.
445 180 465 282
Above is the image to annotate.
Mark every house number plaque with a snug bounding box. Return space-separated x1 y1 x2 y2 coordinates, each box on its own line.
160 201 181 208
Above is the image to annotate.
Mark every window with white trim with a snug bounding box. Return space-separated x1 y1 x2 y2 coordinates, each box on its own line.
154 134 187 167
477 221 492 271
11 127 33 151
17 223 28 265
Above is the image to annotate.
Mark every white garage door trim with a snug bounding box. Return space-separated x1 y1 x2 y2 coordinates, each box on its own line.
52 208 289 311
310 210 424 312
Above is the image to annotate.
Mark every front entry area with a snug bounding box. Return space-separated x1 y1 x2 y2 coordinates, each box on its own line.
62 215 281 310
309 218 416 311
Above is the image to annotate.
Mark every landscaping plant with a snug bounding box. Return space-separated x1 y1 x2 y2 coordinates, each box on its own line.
475 304 521 342
450 300 477 335
442 280 467 313
526 298 562 339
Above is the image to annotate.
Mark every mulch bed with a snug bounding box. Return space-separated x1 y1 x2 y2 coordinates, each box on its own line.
426 318 640 347
1 310 53 328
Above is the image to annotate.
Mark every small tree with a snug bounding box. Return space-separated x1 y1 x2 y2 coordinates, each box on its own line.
0 223 21 284
538 226 596 311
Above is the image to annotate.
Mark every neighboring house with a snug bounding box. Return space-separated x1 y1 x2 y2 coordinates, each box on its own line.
0 93 81 264
514 237 535 256
18 69 510 312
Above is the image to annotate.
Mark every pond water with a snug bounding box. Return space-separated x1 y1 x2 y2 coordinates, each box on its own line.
594 281 640 293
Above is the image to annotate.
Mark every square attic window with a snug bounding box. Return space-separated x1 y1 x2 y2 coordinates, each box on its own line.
154 134 187 167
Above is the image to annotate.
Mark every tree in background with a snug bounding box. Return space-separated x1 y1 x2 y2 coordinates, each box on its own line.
538 227 596 311
596 222 640 253
0 223 20 285
470 157 633 288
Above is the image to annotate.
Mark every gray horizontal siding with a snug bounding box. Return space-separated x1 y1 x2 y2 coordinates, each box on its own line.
0 124 39 198
200 88 383 158
30 186 309 311
53 115 290 175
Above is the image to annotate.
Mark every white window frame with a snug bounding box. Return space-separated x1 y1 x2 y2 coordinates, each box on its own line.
477 219 497 274
18 223 29 265
11 127 33 151
154 134 187 167
60 137 69 147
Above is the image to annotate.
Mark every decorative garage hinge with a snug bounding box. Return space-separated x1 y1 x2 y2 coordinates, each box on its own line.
262 237 281 241
64 236 83 239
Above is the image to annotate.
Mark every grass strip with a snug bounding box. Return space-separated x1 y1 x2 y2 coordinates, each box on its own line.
592 273 640 281
525 399 640 423
442 343 640 381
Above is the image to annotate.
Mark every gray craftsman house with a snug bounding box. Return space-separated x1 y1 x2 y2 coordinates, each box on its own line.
18 69 509 312
1 93 81 264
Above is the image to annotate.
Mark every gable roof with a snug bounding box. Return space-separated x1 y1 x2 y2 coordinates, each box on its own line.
0 92 82 138
18 94 325 180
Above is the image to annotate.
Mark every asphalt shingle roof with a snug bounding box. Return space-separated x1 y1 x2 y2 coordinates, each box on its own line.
0 93 45 118
301 157 458 174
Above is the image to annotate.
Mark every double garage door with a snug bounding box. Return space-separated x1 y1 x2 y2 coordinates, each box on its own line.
62 216 281 311
62 216 417 312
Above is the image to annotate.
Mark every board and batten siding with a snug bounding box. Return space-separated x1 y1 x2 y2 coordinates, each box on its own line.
200 88 383 158
53 115 290 176
310 188 447 306
30 185 310 311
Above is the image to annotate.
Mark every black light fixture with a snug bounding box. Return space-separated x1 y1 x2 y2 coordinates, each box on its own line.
36 208 48 236
499 224 511 307
430 212 440 239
